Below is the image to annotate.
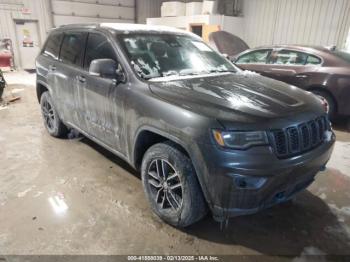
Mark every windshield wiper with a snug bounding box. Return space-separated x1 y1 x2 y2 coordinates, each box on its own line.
163 71 180 77
162 70 202 77
208 69 236 74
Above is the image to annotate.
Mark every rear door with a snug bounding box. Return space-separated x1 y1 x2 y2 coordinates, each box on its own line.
266 49 322 86
56 31 87 125
77 32 126 152
39 31 63 105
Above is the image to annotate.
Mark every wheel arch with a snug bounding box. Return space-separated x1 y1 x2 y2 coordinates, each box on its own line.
133 127 190 171
36 81 49 103
306 85 338 113
133 127 212 214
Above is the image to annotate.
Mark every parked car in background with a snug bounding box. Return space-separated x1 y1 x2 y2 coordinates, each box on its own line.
210 31 350 122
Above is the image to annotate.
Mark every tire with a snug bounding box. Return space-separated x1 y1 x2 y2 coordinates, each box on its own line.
141 142 208 227
346 118 350 132
40 91 68 137
0 85 3 100
311 90 336 120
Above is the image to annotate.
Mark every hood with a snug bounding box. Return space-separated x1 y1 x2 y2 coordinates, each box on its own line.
209 31 249 57
149 72 325 127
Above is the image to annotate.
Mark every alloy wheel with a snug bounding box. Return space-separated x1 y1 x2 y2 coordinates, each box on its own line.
41 99 55 130
147 159 183 211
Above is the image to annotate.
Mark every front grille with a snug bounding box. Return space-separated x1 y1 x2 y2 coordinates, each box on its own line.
270 116 329 158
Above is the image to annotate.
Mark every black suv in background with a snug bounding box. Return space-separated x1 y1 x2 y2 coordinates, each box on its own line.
36 23 335 227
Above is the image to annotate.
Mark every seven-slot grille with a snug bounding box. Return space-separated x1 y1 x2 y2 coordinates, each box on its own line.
269 116 329 158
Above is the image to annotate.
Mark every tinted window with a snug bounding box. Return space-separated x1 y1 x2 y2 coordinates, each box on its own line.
43 33 63 60
306 55 321 65
84 33 117 70
236 49 272 64
60 33 85 66
274 50 308 65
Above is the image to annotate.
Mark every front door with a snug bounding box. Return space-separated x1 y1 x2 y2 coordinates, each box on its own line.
15 21 41 69
77 32 126 153
234 49 275 78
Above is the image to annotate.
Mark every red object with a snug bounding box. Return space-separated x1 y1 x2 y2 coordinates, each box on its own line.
0 52 12 67
0 38 13 69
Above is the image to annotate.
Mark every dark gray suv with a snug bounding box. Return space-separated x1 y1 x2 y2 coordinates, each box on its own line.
36 23 335 227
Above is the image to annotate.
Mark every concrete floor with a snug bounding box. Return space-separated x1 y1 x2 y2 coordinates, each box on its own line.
1 71 350 257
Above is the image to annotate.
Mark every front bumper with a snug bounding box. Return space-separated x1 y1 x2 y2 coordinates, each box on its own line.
192 132 335 221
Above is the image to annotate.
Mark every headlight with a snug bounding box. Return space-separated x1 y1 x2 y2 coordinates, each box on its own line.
212 130 268 149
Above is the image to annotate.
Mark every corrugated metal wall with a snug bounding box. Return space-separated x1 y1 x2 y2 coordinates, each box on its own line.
136 0 162 24
0 0 25 39
243 0 350 48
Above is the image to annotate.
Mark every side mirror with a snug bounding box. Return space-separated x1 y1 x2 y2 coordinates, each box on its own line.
221 53 229 59
89 59 117 78
116 63 127 83
230 56 237 63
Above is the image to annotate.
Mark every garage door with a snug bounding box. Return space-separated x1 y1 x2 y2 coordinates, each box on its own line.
51 0 135 27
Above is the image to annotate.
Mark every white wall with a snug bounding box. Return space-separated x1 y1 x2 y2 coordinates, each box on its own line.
346 28 350 51
147 15 245 40
243 0 350 48
147 15 211 31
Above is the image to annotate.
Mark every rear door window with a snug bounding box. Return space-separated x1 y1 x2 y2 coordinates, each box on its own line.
274 50 307 65
306 55 322 65
60 32 86 67
43 33 63 60
274 50 321 66
236 49 272 64
84 33 117 71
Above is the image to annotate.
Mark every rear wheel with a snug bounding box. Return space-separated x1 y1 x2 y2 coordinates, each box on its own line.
141 142 207 227
0 85 3 100
311 90 336 120
40 91 68 137
346 118 350 132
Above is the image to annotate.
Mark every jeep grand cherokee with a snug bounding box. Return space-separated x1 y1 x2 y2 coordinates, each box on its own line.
36 23 335 227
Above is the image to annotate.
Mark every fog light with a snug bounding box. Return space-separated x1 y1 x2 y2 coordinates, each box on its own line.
233 174 267 189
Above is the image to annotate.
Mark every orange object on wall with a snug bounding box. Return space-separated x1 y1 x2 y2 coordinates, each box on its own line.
202 25 221 43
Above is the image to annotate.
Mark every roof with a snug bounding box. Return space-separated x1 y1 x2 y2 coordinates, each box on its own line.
57 23 199 38
254 44 332 54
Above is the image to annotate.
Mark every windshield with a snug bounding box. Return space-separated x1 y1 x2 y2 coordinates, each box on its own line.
118 33 237 79
332 50 350 63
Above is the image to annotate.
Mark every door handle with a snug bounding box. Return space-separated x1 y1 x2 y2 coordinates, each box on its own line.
295 74 308 79
77 75 86 83
49 65 56 71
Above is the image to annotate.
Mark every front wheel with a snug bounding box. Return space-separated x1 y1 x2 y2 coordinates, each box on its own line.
141 142 207 227
40 91 68 137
